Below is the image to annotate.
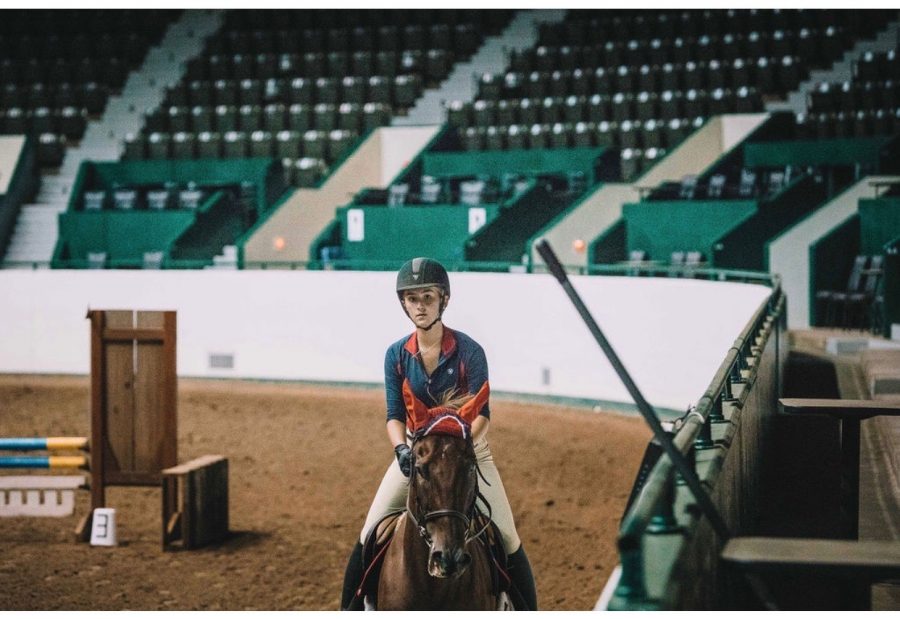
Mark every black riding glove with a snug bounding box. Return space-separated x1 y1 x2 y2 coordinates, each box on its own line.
394 444 412 477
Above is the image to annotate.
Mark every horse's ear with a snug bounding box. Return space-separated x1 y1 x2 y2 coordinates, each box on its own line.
456 382 489 425
402 379 430 431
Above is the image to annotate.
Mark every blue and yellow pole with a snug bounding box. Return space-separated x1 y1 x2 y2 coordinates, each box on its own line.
0 437 89 451
0 455 89 469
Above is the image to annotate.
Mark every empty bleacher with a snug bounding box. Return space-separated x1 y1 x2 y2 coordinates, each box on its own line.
446 8 893 181
0 9 179 167
123 9 514 188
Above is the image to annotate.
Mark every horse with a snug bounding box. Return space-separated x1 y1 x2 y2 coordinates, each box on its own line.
375 407 511 610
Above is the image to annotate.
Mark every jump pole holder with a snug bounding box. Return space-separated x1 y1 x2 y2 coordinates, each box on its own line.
76 309 178 542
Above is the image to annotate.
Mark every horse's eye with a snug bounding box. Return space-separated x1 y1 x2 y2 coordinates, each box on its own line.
415 465 429 481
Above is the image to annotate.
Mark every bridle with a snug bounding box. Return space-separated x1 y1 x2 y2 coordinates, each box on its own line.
405 414 493 550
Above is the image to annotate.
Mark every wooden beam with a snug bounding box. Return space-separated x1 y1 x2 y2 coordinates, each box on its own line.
779 398 900 419
722 537 900 581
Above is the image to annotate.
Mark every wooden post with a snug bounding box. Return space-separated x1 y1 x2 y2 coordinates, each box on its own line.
77 309 178 541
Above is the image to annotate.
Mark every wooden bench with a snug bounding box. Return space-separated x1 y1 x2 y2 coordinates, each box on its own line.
722 537 900 610
161 455 229 551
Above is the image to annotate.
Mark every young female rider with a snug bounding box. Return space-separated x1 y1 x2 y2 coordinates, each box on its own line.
340 257 537 610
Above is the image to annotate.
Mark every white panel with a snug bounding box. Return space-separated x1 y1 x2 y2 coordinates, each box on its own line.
468 207 487 234
0 270 771 411
347 208 365 242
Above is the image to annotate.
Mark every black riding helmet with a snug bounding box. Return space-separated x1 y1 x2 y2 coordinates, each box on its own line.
396 257 450 330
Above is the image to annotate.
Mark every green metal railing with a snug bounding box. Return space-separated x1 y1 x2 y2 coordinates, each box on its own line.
607 281 785 610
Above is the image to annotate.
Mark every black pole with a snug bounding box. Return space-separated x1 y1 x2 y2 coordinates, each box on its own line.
535 238 731 542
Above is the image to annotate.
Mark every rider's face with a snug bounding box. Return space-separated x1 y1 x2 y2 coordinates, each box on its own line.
403 287 445 328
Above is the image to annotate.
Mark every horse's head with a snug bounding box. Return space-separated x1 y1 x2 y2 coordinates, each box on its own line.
409 409 479 579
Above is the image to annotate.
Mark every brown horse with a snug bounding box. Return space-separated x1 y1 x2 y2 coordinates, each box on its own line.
376 410 509 610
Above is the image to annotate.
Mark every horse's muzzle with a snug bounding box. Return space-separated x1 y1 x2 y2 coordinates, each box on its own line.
429 548 472 578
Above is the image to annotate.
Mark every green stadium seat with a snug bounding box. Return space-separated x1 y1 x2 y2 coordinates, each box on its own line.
1 84 21 109
495 99 516 126
59 106 86 139
517 97 539 126
87 251 107 269
147 189 172 210
327 51 350 77
399 50 423 74
190 80 214 106
352 50 374 77
28 84 51 109
229 54 250 81
484 125 505 150
393 74 420 108
214 105 238 133
429 23 452 50
327 129 357 161
388 182 409 206
315 77 338 104
527 123 549 149
122 132 144 160
572 121 593 147
303 53 326 78
113 188 138 210
262 102 286 132
239 104 262 132
302 129 326 158
365 75 390 104
375 50 398 76
337 102 362 133
539 97 560 124
362 102 390 130
461 126 484 151
275 129 302 159
351 26 374 52
249 130 273 157
636 91 658 120
549 122 570 148
239 79 262 106
167 106 189 133
328 27 350 51
611 92 632 122
223 130 249 157
506 124 528 149
179 188 204 209
147 132 171 159
84 190 106 211
189 106 213 133
620 148 641 181
37 132 66 167
420 175 443 204
313 103 337 131
619 120 639 149
472 100 495 126
171 131 195 159
525 71 547 99
289 77 313 105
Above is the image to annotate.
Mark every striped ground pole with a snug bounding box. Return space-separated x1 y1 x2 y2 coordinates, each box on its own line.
0 437 88 451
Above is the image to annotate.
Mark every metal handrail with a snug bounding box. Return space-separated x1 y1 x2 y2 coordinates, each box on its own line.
611 283 785 606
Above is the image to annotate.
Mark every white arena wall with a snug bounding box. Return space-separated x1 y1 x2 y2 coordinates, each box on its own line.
0 270 771 412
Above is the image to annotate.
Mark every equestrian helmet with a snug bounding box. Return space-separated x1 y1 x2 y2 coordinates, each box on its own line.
396 257 450 298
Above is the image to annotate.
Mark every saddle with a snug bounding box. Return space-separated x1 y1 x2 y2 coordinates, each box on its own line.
354 510 513 609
